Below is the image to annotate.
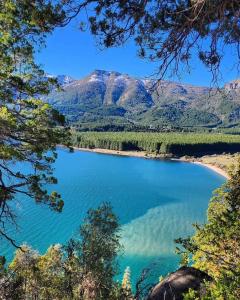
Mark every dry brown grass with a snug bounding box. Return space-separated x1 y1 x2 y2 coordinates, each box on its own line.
197 153 239 172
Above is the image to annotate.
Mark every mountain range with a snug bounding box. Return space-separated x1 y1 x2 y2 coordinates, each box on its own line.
45 70 240 131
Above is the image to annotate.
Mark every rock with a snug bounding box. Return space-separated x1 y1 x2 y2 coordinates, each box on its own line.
147 267 212 300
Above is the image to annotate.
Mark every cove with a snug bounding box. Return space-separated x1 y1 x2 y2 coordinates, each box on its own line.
0 149 225 286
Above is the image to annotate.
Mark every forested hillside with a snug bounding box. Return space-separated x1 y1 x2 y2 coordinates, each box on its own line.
45 71 240 131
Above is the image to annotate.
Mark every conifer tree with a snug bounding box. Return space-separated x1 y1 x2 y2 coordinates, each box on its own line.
67 0 240 81
0 0 72 245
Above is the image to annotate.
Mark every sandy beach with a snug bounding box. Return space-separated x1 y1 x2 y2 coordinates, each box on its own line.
73 147 230 179
192 161 229 179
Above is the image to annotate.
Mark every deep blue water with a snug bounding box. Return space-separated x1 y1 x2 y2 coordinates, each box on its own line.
0 149 225 286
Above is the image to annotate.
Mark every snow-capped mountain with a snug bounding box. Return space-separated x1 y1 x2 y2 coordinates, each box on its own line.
56 75 76 85
46 73 76 85
44 70 240 129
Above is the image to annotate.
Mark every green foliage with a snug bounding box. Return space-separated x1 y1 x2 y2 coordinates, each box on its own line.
183 288 200 300
177 159 240 299
0 203 126 300
72 131 240 156
78 0 240 80
0 0 71 245
8 244 65 299
77 202 121 299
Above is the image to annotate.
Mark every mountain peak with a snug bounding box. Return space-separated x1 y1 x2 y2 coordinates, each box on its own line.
45 70 240 130
225 79 240 91
91 69 122 77
87 70 126 84
45 73 76 85
56 75 75 85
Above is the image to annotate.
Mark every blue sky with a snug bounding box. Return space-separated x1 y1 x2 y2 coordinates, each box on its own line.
37 18 239 87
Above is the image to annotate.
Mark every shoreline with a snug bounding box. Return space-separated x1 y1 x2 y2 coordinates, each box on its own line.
192 161 229 179
72 146 230 179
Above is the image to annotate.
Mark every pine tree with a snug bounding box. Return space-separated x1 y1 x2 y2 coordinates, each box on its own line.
0 0 71 246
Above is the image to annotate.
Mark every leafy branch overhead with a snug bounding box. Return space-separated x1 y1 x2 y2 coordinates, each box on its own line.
65 0 240 81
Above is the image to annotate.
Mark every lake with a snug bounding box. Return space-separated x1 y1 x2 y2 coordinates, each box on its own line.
0 149 225 286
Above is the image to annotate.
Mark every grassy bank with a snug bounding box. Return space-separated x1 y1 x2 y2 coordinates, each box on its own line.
72 132 240 156
196 154 238 173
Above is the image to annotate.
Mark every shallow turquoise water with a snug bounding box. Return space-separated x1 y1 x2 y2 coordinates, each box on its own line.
0 149 225 286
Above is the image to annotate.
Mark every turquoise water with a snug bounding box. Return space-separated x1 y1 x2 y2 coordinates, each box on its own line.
0 149 225 286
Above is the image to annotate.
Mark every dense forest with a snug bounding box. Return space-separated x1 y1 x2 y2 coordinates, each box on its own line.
72 132 240 156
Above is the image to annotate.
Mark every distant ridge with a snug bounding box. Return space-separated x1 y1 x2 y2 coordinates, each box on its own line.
224 79 240 91
44 70 240 130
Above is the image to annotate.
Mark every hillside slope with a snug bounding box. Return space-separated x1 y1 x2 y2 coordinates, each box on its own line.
45 71 240 131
